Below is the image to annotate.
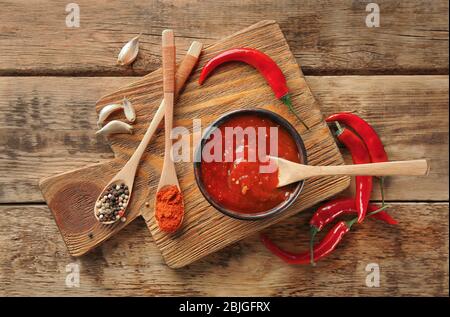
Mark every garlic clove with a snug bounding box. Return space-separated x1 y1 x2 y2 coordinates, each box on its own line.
96 120 133 136
117 34 140 66
122 97 136 123
97 103 124 128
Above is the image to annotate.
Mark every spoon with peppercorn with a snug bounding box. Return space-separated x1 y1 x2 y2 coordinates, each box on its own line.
95 182 131 224
93 38 203 224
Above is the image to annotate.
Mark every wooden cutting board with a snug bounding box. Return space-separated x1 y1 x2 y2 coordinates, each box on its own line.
39 20 350 268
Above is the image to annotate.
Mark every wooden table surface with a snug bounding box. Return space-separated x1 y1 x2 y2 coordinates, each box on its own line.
0 0 448 296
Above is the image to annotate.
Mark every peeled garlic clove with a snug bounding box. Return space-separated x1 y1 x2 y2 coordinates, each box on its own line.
97 103 124 127
96 120 133 136
122 98 136 123
117 34 140 66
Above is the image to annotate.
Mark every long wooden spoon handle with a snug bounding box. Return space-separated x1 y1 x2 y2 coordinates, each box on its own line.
162 29 176 159
123 41 202 172
309 159 430 177
162 30 176 94
175 41 202 92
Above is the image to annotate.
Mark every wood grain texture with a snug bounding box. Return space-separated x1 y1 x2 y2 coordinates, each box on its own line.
0 0 448 76
0 203 447 296
1 76 447 203
39 21 350 267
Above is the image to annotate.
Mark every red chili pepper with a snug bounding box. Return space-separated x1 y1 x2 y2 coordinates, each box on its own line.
335 123 373 223
308 197 396 264
310 197 397 232
326 113 389 205
370 207 398 225
326 113 388 162
260 201 398 266
199 48 308 129
261 219 355 265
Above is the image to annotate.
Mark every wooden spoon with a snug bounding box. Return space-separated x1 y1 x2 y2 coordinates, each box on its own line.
93 39 202 224
155 29 185 229
269 156 430 188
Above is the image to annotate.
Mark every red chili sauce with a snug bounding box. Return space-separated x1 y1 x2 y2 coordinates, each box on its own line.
200 113 300 213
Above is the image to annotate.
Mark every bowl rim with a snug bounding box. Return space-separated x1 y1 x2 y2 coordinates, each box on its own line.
193 108 308 221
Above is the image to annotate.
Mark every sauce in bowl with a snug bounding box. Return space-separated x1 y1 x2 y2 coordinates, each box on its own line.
199 112 302 214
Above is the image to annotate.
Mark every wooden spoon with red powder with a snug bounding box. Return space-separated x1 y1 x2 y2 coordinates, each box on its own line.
155 30 185 233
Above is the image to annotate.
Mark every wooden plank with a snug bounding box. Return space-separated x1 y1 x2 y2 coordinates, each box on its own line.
0 1 447 76
0 76 447 203
39 21 350 266
0 203 447 296
0 77 118 203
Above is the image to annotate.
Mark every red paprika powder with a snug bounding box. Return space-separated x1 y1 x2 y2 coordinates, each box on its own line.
155 185 184 233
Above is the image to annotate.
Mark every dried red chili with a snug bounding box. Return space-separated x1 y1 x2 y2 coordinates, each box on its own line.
198 48 308 129
335 122 372 223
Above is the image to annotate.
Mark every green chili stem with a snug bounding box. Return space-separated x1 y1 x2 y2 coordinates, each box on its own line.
281 95 309 130
346 217 358 229
346 204 390 227
367 204 390 216
309 226 318 266
334 121 344 136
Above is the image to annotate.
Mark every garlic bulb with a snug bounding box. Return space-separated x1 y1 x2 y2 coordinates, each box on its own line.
96 120 133 136
97 103 123 128
117 34 140 66
122 98 136 123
